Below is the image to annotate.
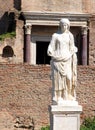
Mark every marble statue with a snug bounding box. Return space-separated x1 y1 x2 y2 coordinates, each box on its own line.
47 18 78 105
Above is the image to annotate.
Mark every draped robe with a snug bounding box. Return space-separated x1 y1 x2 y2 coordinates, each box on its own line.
47 31 77 100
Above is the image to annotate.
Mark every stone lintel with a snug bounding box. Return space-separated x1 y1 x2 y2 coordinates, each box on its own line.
25 20 87 27
22 12 91 27
22 12 91 21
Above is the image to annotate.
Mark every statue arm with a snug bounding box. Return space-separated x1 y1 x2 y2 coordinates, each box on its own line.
47 33 57 56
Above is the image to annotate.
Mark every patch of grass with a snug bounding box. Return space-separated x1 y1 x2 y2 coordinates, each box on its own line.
0 31 16 41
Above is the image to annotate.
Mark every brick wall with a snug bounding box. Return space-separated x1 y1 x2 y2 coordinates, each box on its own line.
77 66 95 118
0 64 95 130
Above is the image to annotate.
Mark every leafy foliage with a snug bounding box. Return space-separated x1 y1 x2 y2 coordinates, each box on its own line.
80 117 95 130
0 31 16 41
41 125 50 130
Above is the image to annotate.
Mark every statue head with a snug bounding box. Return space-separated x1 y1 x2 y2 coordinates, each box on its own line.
59 18 70 32
60 18 70 26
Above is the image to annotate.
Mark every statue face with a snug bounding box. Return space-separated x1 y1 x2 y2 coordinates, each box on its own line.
60 22 68 32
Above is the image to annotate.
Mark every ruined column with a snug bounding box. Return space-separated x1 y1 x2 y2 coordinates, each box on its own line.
24 24 31 64
81 26 88 65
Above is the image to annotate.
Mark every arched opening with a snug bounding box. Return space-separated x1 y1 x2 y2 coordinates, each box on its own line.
2 45 14 57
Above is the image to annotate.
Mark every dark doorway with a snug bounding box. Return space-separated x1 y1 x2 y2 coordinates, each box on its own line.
36 41 51 64
71 27 82 65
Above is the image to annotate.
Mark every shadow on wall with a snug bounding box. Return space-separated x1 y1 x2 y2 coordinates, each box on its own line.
0 0 21 35
14 0 21 11
0 12 16 35
0 12 9 34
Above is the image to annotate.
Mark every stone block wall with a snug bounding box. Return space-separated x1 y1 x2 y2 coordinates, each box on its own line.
0 19 24 63
22 0 82 13
22 0 95 13
0 64 95 130
0 0 13 13
0 1 23 64
0 0 95 65
0 0 21 35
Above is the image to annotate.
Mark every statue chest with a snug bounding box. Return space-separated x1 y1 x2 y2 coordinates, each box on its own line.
55 34 70 50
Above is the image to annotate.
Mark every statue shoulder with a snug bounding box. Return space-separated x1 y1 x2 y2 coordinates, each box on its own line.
52 33 59 39
69 32 74 37
68 32 74 40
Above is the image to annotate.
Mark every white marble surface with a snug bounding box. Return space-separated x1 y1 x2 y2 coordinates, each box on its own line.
50 105 82 130
51 104 82 113
47 18 78 103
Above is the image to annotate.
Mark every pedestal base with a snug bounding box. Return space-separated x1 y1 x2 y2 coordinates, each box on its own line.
50 104 82 130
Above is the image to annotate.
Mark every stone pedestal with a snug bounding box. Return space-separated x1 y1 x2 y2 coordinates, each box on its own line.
50 102 82 130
